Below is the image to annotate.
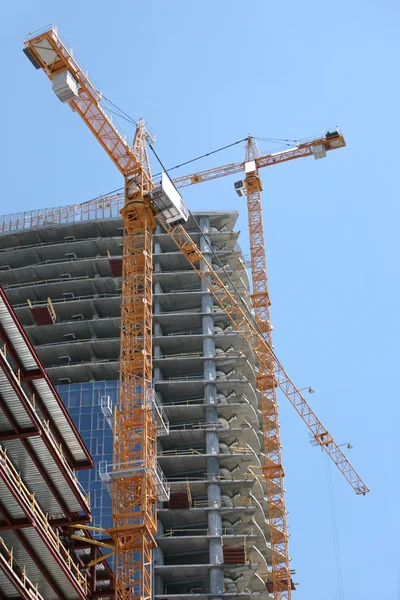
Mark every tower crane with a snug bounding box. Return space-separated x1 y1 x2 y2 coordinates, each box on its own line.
23 24 368 600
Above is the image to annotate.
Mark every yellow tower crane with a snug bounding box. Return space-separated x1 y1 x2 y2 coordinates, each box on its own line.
23 24 368 600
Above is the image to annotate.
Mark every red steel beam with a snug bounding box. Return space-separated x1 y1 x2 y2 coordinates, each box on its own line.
0 501 68 600
0 514 90 531
0 546 44 600
0 287 92 469
0 427 38 441
0 460 87 599
0 354 90 519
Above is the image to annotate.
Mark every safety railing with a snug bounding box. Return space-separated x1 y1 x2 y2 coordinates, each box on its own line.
168 421 244 432
2 275 90 290
159 350 243 359
42 420 90 506
0 346 89 507
0 536 45 600
162 397 205 406
165 472 256 483
155 307 223 315
99 459 170 502
35 336 120 348
0 196 124 234
12 292 121 310
167 374 204 381
148 391 169 436
0 235 120 254
158 526 256 537
167 287 202 293
156 463 171 501
192 497 254 509
0 447 88 594
46 358 116 369
160 351 203 359
166 328 203 336
159 448 204 456
159 447 253 456
5 255 109 269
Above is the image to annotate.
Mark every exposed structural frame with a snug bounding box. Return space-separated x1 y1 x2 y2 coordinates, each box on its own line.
23 23 368 600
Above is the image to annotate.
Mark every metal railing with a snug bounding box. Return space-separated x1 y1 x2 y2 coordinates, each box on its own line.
4 255 109 269
192 497 254 509
159 447 253 456
165 472 256 482
99 459 170 502
160 448 204 456
149 391 169 436
0 197 124 234
162 397 205 406
166 328 202 336
12 292 121 310
35 336 119 348
160 351 202 359
158 526 256 537
168 421 244 432
167 374 204 381
0 447 88 594
0 346 90 506
3 275 90 290
0 536 45 600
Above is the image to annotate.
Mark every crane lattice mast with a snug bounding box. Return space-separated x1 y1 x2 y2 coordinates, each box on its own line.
24 26 158 599
243 136 291 597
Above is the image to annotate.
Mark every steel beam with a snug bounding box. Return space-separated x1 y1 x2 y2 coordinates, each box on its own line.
0 500 68 600
0 352 90 519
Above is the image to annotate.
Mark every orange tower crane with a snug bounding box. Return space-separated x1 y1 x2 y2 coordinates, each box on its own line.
167 131 347 597
23 26 161 600
23 24 368 600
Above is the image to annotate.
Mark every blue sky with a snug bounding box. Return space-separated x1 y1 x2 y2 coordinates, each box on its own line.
1 1 398 598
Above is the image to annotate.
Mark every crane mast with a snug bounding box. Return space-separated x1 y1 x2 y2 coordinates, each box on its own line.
116 121 156 600
243 136 291 597
24 27 158 599
23 24 368 600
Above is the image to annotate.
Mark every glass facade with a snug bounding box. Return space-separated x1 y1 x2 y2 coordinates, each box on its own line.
57 380 117 534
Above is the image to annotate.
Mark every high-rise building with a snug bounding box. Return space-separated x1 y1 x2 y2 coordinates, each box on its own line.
0 201 273 598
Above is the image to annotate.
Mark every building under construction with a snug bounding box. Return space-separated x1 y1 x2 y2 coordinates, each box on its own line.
0 23 369 600
0 202 275 598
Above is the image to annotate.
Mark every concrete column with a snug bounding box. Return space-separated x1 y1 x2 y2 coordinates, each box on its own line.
200 216 224 600
154 281 163 315
154 322 163 335
154 367 163 382
154 242 162 274
154 345 163 358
